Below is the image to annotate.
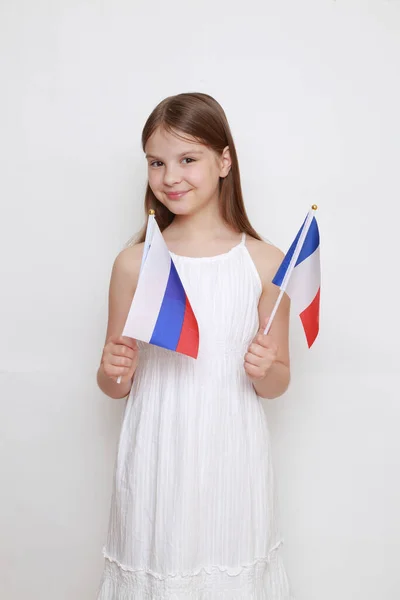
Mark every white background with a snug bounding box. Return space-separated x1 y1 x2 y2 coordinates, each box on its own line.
1 1 399 598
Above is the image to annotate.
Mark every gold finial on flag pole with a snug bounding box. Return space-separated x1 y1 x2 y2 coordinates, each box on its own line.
311 204 318 211
149 209 156 215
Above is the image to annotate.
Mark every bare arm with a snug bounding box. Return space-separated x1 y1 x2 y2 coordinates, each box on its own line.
252 285 290 399
245 241 291 399
97 243 144 399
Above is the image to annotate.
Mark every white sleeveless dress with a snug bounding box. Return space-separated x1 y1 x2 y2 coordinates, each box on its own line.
97 234 293 599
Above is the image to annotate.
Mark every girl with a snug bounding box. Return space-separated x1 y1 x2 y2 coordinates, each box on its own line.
97 93 293 599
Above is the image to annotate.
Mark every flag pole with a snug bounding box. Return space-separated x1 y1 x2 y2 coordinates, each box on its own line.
139 209 156 274
116 209 156 384
263 205 318 336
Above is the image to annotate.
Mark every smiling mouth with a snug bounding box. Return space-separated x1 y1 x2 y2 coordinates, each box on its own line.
165 190 190 199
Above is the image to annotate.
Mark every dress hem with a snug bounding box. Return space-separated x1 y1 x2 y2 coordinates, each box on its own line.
101 540 283 580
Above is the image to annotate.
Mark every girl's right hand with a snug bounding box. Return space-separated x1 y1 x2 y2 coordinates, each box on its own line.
101 336 139 383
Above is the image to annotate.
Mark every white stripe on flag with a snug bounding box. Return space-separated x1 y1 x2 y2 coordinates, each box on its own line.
285 246 320 314
122 223 171 342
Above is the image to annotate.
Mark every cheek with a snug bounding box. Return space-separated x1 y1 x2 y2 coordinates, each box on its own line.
189 165 220 190
148 170 164 195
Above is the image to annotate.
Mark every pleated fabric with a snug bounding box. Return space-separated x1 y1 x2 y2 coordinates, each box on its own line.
97 236 293 599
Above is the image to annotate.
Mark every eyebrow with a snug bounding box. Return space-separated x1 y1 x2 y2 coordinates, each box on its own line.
146 150 204 160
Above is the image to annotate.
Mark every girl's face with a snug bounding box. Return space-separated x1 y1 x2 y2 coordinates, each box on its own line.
145 127 231 216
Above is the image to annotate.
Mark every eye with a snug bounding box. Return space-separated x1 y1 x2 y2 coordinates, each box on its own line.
182 157 195 164
150 160 164 168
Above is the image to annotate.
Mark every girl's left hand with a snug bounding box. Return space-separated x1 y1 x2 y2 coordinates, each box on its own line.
244 317 279 381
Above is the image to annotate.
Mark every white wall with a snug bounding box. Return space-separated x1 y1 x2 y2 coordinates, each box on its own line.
1 1 399 598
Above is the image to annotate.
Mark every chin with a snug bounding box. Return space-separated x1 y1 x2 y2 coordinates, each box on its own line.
162 199 196 216
168 205 194 216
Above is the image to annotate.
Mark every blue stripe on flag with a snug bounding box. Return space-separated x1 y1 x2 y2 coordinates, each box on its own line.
273 216 319 287
150 260 186 351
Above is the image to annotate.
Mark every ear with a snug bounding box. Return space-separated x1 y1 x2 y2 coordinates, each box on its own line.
219 146 232 178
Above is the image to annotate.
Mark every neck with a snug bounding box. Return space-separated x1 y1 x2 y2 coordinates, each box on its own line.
166 199 233 242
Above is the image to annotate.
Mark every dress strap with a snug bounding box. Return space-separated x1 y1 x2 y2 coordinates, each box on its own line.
241 232 246 246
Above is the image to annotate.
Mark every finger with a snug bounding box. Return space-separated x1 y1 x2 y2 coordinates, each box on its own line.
119 336 138 350
244 362 262 378
104 364 132 378
254 333 276 351
248 343 264 358
107 336 138 351
244 352 263 367
254 333 271 348
109 355 132 368
114 345 136 360
121 360 138 380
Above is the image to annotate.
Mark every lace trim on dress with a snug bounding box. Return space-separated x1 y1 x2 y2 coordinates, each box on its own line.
97 541 293 599
102 541 283 580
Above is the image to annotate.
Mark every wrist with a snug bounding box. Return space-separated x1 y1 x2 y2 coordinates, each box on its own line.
97 365 133 399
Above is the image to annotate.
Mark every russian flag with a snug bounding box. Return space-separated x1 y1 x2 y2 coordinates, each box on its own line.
272 209 320 348
122 214 199 358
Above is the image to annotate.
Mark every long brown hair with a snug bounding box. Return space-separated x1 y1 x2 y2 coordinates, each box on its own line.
136 92 261 243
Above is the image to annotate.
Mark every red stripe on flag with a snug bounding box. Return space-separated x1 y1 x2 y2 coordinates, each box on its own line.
300 288 320 348
176 298 199 358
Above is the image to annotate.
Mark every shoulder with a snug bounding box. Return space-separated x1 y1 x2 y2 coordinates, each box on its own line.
112 242 144 277
110 243 145 292
245 236 284 289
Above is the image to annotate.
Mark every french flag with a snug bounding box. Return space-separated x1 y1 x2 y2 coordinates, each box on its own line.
272 209 320 348
122 213 199 359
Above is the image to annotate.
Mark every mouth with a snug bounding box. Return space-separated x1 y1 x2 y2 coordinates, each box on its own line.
165 190 190 200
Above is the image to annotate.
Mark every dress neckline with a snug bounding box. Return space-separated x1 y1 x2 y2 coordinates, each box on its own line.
169 233 246 262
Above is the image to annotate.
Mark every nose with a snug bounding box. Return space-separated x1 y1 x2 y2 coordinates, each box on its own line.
163 163 182 187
